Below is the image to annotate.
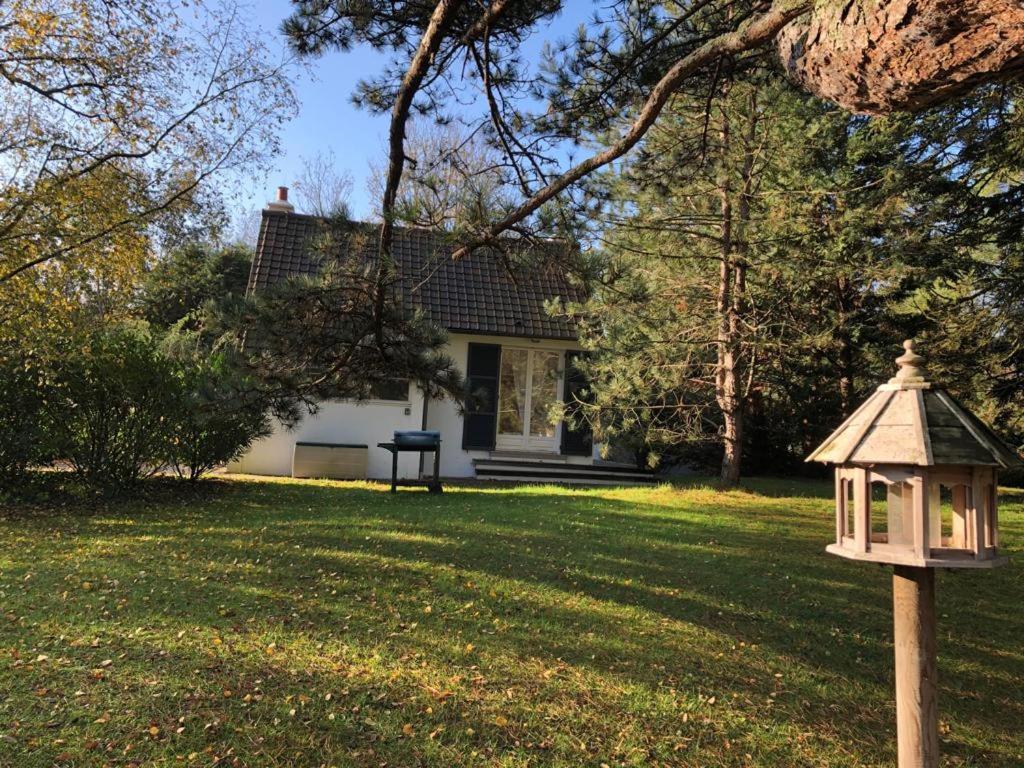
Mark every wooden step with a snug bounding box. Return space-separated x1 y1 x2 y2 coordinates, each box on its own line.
473 458 657 485
475 458 654 476
488 450 569 462
473 474 654 487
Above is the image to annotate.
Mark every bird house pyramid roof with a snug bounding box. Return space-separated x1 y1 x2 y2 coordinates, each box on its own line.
807 341 1022 468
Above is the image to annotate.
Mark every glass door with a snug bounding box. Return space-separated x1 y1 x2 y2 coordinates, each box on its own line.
527 351 560 451
497 348 529 449
496 348 561 452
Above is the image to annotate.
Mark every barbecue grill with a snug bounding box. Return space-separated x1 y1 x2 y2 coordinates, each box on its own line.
377 430 442 493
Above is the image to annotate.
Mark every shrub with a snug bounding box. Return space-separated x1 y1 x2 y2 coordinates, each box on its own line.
51 324 178 494
0 343 54 488
163 341 270 482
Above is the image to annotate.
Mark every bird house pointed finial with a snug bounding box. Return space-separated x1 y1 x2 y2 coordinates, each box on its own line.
891 339 928 385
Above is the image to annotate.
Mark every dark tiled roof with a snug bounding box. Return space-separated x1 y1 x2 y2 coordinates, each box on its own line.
248 210 585 340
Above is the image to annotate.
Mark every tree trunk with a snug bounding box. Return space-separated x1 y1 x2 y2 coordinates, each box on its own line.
715 94 740 486
778 0 1024 115
834 275 855 418
837 332 854 418
715 87 758 488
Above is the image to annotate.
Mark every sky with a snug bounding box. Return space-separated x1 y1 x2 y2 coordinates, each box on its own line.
239 1 589 224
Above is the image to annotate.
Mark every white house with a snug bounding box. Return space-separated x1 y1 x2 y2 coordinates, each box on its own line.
227 188 653 485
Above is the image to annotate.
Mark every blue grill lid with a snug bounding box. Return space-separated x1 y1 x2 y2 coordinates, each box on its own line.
393 430 441 447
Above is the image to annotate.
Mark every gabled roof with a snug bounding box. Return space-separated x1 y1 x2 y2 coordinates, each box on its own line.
247 210 586 340
808 340 1022 468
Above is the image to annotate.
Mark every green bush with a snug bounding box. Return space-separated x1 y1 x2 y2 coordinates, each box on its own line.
44 324 270 494
49 324 178 493
163 339 270 482
0 343 54 488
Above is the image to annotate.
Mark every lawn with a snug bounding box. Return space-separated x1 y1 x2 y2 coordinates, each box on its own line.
0 477 1021 768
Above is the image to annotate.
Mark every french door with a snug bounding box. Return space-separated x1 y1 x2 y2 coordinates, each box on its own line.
496 348 561 452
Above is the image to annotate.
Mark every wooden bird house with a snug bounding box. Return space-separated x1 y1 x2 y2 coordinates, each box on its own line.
808 340 1021 569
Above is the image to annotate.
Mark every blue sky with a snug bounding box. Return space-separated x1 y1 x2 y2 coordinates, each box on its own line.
240 1 588 222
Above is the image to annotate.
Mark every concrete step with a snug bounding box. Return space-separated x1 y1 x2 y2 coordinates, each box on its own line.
473 458 657 485
472 474 655 487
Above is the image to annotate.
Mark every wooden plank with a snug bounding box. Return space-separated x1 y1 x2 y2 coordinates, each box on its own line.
854 467 870 553
927 479 941 551
874 391 916 425
922 392 963 427
887 483 907 545
807 389 891 463
928 426 998 465
912 473 929 559
928 468 972 486
835 467 844 545
951 483 968 549
934 390 1013 467
971 467 985 559
893 566 940 768
914 389 934 465
991 472 1000 548
854 424 923 464
835 390 897 464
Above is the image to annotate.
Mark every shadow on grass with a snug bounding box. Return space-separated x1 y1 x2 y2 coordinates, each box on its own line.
1 477 1022 766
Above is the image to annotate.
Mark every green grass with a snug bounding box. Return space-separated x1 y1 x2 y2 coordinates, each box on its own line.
0 476 1022 767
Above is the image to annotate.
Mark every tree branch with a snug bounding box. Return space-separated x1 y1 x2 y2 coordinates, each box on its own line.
451 0 810 259
379 0 466 259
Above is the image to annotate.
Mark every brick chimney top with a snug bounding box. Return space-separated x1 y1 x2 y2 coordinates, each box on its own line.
266 185 294 213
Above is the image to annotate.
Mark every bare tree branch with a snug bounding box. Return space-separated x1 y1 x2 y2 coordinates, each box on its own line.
450 0 810 259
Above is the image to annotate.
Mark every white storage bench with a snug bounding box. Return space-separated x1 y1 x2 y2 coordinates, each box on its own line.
291 442 368 480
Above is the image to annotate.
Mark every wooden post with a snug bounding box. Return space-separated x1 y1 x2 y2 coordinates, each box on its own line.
854 467 870 552
951 484 968 548
892 566 939 768
835 468 845 545
911 473 929 559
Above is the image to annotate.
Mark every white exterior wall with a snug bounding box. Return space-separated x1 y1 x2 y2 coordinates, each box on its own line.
228 384 426 480
228 332 600 480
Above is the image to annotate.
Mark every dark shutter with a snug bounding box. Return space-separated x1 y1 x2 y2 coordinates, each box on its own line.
561 351 593 456
462 343 502 450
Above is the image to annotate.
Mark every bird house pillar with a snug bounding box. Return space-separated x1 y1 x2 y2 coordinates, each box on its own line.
810 340 1019 766
892 566 939 768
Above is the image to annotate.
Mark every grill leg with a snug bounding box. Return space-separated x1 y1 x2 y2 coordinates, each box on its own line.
429 446 442 493
390 450 398 494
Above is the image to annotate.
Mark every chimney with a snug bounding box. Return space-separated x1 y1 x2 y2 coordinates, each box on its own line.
266 185 294 213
